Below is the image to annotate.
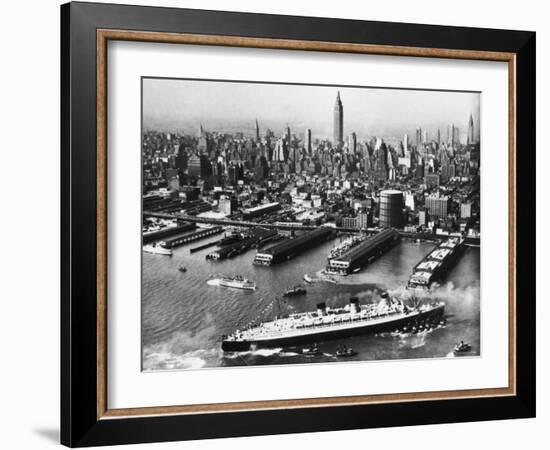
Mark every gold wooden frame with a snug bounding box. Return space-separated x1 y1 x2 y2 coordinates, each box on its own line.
96 29 516 420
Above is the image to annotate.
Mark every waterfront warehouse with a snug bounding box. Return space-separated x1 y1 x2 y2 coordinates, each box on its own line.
326 229 400 275
142 222 196 244
159 226 224 248
242 202 281 220
253 227 333 265
407 236 465 289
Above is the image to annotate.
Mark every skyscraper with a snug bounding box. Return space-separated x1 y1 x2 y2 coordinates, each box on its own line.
255 119 260 141
467 114 475 145
415 127 422 147
333 91 343 147
305 128 312 155
348 132 357 154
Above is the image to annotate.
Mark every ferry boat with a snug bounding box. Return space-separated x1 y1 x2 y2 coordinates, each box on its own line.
143 243 173 256
222 293 445 351
217 275 256 291
282 286 307 297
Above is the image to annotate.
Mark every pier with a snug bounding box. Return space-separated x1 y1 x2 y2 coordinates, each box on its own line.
142 222 196 244
159 226 224 248
206 228 278 260
407 236 466 290
326 229 401 275
254 227 334 266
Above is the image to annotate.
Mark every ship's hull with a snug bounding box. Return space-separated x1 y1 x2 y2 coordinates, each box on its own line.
143 245 173 256
283 289 307 297
222 305 444 351
218 280 256 290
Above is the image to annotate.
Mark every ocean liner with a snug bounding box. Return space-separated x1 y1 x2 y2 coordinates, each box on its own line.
221 293 445 351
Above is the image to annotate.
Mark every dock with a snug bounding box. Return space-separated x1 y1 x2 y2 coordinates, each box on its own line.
159 226 224 249
407 236 465 290
253 227 334 266
207 227 278 260
142 222 196 244
325 229 400 275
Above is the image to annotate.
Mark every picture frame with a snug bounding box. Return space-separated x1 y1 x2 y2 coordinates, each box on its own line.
61 1 536 447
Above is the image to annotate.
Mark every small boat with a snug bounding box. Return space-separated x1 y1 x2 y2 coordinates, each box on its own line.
303 274 313 284
453 341 472 354
301 345 320 356
218 275 256 291
324 276 338 284
283 286 307 297
178 266 187 273
336 346 357 358
352 268 361 274
143 243 172 256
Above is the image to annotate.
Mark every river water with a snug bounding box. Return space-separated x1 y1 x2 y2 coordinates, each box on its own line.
142 233 480 371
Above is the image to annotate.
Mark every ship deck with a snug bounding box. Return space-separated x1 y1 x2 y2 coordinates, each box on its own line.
225 303 444 343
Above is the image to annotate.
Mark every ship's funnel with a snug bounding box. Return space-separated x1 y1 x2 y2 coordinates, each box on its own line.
349 297 360 313
316 302 327 315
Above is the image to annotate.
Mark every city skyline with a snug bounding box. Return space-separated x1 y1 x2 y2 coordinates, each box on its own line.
142 77 481 371
143 78 480 142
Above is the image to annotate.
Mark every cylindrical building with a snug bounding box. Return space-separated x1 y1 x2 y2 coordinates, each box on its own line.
379 190 404 228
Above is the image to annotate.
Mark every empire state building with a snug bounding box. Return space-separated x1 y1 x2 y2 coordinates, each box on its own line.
333 91 343 147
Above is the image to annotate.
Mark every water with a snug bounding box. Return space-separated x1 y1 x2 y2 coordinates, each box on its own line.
142 234 480 371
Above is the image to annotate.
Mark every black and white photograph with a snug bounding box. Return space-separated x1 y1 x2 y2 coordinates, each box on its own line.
141 78 481 371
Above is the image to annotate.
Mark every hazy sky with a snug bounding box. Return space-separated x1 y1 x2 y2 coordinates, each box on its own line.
143 77 480 141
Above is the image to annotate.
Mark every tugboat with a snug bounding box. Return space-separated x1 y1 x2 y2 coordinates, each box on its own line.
453 341 472 354
336 345 357 358
283 286 307 297
143 243 172 256
217 275 256 291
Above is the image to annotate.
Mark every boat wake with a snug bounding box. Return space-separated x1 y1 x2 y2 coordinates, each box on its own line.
224 348 284 359
143 316 220 371
206 279 221 286
224 348 303 359
143 348 220 371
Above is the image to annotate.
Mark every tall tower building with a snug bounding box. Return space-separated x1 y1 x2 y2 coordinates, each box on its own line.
451 124 456 146
255 119 260 141
348 132 357 154
467 114 475 145
333 91 343 147
416 127 423 147
305 128 312 155
284 124 291 143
